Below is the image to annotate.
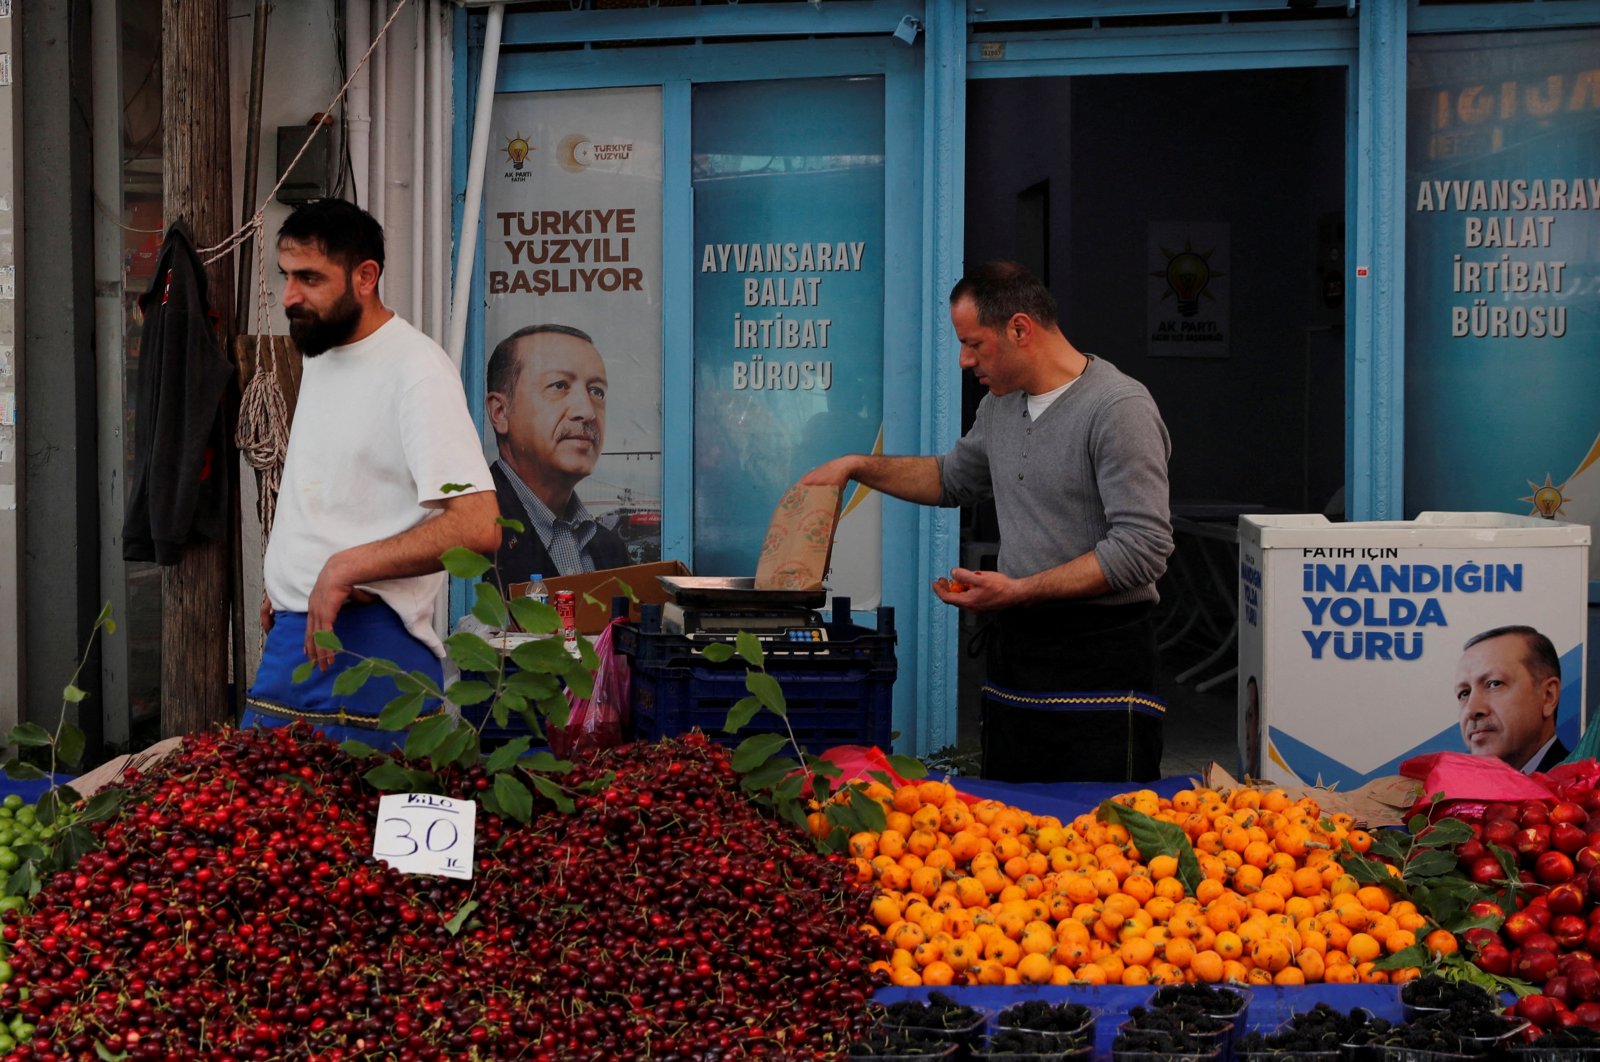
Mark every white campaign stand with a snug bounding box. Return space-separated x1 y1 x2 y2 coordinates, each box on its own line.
1237 512 1590 788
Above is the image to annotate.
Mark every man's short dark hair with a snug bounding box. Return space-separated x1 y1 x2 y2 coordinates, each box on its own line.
1464 625 1561 683
277 198 385 276
485 323 597 399
949 261 1059 330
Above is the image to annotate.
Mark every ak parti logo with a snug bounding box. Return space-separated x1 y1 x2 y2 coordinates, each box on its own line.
557 134 633 173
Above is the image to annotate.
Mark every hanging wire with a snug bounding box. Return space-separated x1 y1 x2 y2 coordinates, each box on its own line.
200 0 410 265
226 0 412 545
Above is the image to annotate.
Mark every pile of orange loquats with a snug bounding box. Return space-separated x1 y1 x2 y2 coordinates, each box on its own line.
842 780 1454 990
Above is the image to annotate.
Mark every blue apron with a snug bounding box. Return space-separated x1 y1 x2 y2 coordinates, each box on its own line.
243 602 446 751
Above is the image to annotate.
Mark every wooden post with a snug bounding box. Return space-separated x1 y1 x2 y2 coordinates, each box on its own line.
161 0 235 737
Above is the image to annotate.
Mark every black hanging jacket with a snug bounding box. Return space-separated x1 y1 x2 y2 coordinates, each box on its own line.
122 224 235 564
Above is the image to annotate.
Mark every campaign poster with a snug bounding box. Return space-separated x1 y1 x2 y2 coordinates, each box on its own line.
483 87 663 576
1239 514 1588 790
1404 30 1600 576
691 77 886 604
1147 221 1230 358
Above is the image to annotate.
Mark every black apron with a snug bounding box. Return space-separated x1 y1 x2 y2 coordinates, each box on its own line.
979 599 1164 783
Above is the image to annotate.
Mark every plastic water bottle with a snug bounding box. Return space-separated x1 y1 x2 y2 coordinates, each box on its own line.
525 573 549 607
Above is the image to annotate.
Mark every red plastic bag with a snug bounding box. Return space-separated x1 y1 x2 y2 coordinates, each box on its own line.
1399 750 1558 821
549 619 631 758
813 746 980 805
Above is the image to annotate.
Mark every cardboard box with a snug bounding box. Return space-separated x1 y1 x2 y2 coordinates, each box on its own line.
510 560 690 635
1203 764 1419 829
1239 512 1589 791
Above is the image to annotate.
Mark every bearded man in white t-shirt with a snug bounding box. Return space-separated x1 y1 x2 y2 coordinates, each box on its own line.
243 199 500 749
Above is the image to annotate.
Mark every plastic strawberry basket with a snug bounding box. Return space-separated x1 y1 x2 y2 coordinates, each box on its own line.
617 601 897 750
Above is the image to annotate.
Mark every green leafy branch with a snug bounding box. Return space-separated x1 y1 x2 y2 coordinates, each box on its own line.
1097 799 1206 897
1337 796 1525 992
701 634 927 854
313 521 608 823
1 603 128 898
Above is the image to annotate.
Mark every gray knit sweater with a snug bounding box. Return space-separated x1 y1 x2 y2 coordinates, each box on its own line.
935 355 1174 605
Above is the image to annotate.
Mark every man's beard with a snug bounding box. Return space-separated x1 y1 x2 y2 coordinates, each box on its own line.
287 287 362 357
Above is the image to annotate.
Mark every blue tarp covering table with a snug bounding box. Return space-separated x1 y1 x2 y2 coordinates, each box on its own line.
877 778 1401 1059
872 984 1404 1059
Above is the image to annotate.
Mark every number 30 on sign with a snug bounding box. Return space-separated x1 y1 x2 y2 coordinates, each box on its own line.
372 793 477 880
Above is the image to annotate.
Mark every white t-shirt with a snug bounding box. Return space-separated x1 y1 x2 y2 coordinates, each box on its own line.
1026 375 1080 421
264 314 493 656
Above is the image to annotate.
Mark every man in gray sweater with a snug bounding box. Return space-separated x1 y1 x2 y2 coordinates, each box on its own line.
804 261 1173 782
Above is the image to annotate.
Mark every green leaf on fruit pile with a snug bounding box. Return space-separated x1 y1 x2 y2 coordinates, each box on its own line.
847 787 888 833
292 660 315 684
1371 942 1430 972
524 751 572 775
339 739 377 759
812 775 833 806
440 546 492 580
444 680 495 708
6 862 35 898
446 633 502 675
507 597 558 635
35 790 59 827
1339 849 1400 888
3 761 44 782
1404 849 1459 879
724 696 762 733
313 629 343 652
1413 818 1473 849
775 798 808 829
55 824 95 869
471 582 510 631
739 756 800 792
886 755 929 781
443 899 480 937
331 660 375 697
77 790 126 825
526 774 572 815
773 774 805 806
404 714 455 760
378 692 426 731
746 672 787 719
484 737 533 774
364 761 414 791
733 734 790 773
734 632 766 670
1487 842 1524 911
803 754 842 780
433 726 476 770
7 723 52 749
1097 800 1205 897
94 1041 129 1061
700 642 736 664
62 684 87 704
1438 951 1537 998
495 773 536 821
477 789 505 818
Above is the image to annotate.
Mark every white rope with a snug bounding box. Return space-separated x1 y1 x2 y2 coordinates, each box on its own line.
235 214 291 541
200 0 411 264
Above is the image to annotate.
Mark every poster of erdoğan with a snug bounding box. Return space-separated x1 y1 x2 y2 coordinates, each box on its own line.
482 87 663 574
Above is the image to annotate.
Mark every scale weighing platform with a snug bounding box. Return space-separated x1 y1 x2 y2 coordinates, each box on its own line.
655 575 830 644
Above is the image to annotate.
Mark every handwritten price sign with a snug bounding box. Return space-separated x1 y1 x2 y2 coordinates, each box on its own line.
372 794 476 880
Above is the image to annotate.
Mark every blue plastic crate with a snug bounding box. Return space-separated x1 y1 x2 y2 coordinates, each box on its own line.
629 659 893 751
617 606 897 750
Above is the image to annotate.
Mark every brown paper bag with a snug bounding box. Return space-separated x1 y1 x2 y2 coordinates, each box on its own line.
754 483 843 591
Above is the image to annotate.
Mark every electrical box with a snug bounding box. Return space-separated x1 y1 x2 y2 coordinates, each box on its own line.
276 123 331 205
